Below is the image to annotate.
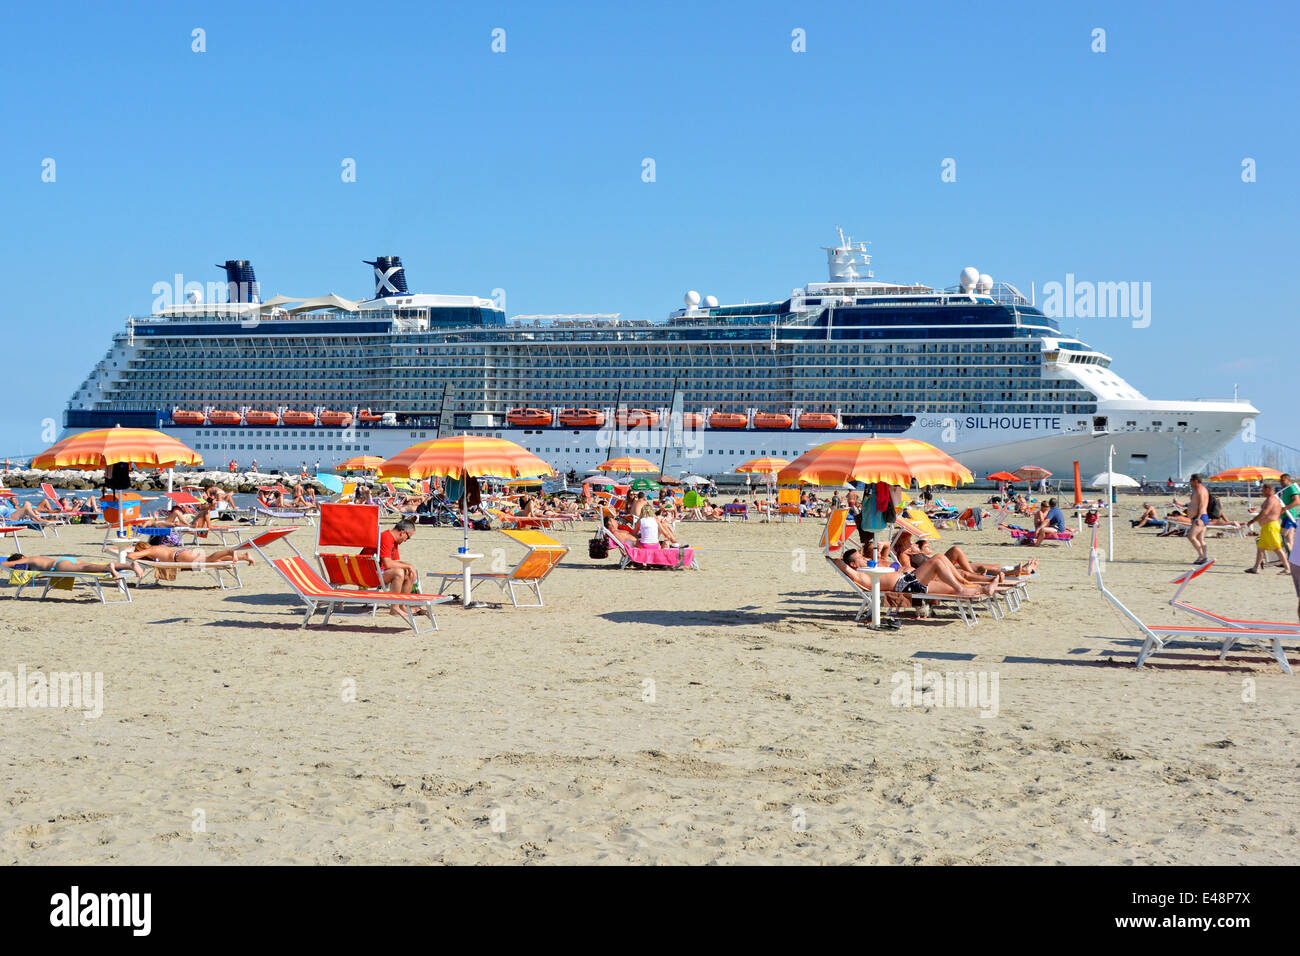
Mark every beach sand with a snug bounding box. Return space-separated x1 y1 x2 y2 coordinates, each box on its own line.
2 494 1296 865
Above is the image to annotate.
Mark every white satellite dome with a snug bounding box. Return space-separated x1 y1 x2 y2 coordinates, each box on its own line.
186 289 202 304
684 290 702 307
959 267 979 291
703 294 718 308
976 273 994 293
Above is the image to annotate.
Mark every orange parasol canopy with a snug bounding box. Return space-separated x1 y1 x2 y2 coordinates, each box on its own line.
337 455 386 472
777 438 972 488
1207 466 1283 482
378 435 555 481
31 427 202 470
735 457 790 475
596 457 658 473
986 471 1021 482
1013 465 1052 481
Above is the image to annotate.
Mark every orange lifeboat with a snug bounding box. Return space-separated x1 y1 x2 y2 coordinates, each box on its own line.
681 412 704 429
506 407 554 427
753 413 793 429
559 408 606 427
616 408 659 428
171 409 204 426
207 410 242 426
358 409 383 423
797 412 839 430
244 410 279 426
709 412 747 429
281 410 317 426
319 410 354 427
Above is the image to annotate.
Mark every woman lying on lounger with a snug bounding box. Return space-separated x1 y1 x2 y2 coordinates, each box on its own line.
902 535 1038 583
836 547 997 599
0 498 58 525
130 539 256 568
3 553 143 578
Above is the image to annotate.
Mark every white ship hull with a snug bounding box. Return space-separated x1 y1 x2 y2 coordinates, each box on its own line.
125 396 1250 483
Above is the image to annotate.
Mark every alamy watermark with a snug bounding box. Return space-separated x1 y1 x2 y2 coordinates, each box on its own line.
1 666 103 719
1040 274 1151 328
890 663 999 718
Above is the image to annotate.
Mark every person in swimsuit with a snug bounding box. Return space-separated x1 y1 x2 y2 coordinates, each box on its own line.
1187 473 1209 565
836 547 996 599
1245 483 1289 574
1131 503 1164 528
130 541 256 567
3 553 143 578
0 498 58 525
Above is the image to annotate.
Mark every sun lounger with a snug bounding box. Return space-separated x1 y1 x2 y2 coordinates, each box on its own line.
722 503 750 520
1157 515 1244 538
255 550 452 634
1093 555 1294 673
9 567 132 604
428 529 568 607
603 529 699 569
252 502 317 526
824 555 999 626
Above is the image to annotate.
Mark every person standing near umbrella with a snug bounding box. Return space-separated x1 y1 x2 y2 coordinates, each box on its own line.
1277 473 1299 552
1244 484 1288 574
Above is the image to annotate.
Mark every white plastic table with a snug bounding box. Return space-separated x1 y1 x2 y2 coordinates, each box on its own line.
449 551 483 607
855 564 895 628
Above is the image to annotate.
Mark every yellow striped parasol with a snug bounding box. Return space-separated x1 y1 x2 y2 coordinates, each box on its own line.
776 438 972 488
31 427 202 469
1208 466 1282 482
596 457 657 473
735 457 790 475
378 435 555 481
338 455 387 472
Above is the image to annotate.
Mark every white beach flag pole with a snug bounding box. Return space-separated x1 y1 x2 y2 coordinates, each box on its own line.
1107 444 1115 562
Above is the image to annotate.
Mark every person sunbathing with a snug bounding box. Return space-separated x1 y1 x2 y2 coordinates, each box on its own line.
836 547 996 599
131 540 256 567
913 538 1037 579
290 484 309 508
36 497 68 514
603 514 638 548
1131 504 1164 528
151 505 193 527
894 534 1005 587
0 498 58 525
3 552 143 578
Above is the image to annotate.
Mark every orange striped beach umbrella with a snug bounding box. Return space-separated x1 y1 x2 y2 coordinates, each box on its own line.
338 455 386 472
735 457 790 475
596 457 657 473
777 438 972 488
1208 466 1282 482
32 427 202 469
379 435 555 551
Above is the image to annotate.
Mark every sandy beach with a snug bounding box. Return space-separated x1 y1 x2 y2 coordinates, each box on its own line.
2 494 1297 865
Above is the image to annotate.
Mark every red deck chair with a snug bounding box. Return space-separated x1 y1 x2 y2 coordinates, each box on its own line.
314 502 386 591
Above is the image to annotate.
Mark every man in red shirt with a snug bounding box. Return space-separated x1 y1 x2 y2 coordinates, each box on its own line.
361 518 419 617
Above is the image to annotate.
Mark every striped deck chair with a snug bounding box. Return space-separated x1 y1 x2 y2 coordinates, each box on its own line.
777 488 801 521
315 503 387 593
429 529 569 607
603 528 699 569
1093 555 1294 673
261 553 451 634
819 507 856 556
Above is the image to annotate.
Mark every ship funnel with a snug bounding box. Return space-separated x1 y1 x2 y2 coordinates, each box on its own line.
364 256 409 298
217 260 260 304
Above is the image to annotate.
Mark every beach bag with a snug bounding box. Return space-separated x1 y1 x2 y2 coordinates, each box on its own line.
1084 510 1099 526
1206 494 1223 520
588 534 609 559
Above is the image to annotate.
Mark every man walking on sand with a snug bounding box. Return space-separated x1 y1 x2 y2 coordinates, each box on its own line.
1245 483 1289 574
1187 473 1209 565
1277 473 1299 552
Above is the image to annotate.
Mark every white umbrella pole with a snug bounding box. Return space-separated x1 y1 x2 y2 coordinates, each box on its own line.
1107 445 1115 562
167 466 174 493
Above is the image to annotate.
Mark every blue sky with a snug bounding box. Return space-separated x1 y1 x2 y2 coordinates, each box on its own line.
1 0 1295 461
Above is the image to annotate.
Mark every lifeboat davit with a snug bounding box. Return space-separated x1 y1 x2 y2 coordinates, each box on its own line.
207 410 242 426
507 407 554 427
171 409 204 426
281 410 317 426
244 410 279 426
681 412 704 429
559 408 606 427
753 413 793 429
319 410 354 427
797 412 839 430
358 409 383 423
709 412 747 429
616 408 659 428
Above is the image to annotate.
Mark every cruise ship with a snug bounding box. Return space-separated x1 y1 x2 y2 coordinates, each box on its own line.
64 234 1258 480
